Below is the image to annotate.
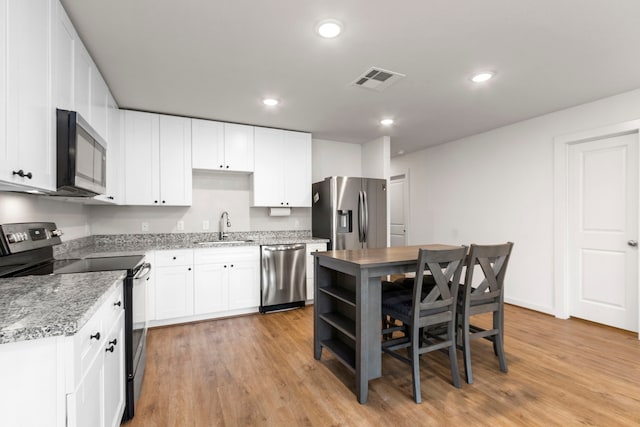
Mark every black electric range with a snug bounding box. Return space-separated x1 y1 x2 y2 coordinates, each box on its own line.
0 222 150 422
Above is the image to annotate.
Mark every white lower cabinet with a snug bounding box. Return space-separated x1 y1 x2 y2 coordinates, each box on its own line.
0 282 125 427
103 312 126 427
193 246 260 314
66 284 125 427
151 247 260 326
306 243 327 303
193 262 227 314
154 249 194 321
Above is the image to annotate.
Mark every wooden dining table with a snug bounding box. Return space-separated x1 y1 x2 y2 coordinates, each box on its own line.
312 244 461 404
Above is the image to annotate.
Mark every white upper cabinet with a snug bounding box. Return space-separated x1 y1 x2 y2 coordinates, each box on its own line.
0 0 55 192
191 118 223 170
90 70 109 142
52 0 74 111
192 119 254 172
53 0 110 142
282 130 312 206
123 110 192 206
74 43 92 123
93 94 122 204
224 123 254 172
124 110 160 205
252 127 311 207
159 114 192 205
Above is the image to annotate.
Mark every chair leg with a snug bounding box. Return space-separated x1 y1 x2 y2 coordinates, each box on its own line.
448 321 461 388
462 312 473 384
411 330 422 403
494 310 508 373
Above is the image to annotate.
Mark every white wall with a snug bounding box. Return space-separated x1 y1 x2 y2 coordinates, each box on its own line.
391 88 640 315
89 172 311 234
312 139 362 183
0 193 90 240
362 136 390 180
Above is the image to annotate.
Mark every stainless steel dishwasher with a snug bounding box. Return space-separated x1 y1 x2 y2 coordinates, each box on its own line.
260 243 307 313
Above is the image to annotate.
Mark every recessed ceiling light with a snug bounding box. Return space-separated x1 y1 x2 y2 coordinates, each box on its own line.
380 118 394 126
262 98 279 106
316 19 343 38
397 150 405 155
470 71 495 83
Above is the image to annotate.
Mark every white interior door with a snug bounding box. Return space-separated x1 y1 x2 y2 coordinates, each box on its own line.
568 132 638 332
389 174 408 247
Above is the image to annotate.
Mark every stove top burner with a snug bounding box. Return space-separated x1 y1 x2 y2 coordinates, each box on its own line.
3 255 145 278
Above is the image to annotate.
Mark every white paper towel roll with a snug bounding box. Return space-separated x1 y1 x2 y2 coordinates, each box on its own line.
269 207 291 216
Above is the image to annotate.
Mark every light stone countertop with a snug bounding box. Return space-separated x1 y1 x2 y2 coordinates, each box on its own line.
0 231 329 345
57 235 329 259
0 271 125 344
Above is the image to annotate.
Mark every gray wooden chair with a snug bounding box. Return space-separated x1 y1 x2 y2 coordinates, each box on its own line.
457 242 514 384
381 246 467 403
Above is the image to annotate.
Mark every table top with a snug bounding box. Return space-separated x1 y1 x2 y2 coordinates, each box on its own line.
314 244 462 267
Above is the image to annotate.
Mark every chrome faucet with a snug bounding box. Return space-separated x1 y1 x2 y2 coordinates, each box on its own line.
219 211 231 240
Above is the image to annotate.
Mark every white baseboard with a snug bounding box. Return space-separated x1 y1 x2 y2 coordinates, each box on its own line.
504 297 554 316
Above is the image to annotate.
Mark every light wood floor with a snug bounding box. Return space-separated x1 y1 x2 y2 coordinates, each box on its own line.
126 305 640 426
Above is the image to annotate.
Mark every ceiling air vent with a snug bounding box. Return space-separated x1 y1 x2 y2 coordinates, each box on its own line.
351 67 405 92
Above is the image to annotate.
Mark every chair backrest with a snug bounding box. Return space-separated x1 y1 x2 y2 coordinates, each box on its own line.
412 246 468 326
462 242 514 306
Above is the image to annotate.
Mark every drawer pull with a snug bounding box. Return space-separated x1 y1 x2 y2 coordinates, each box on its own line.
109 339 118 346
90 332 101 341
105 345 115 353
113 301 122 307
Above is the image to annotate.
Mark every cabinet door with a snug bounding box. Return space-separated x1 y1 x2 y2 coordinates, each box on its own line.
0 0 6 179
91 70 109 141
105 97 122 202
159 115 192 206
224 123 254 172
192 118 224 170
74 43 92 122
305 243 326 302
52 1 75 111
252 127 284 206
103 312 125 427
66 349 103 427
124 110 160 205
283 131 312 207
227 261 260 310
155 265 194 320
193 263 228 314
3 0 54 191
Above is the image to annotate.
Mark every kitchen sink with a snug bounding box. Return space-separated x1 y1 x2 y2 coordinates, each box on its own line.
193 240 255 245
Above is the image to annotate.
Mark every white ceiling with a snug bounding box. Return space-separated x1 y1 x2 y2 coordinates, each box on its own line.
60 0 640 156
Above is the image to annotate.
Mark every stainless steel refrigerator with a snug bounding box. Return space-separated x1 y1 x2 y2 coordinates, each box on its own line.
312 176 388 250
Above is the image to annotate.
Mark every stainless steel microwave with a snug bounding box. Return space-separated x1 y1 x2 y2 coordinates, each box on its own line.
55 109 107 197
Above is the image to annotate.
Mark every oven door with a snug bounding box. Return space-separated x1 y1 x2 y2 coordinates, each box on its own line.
131 262 151 372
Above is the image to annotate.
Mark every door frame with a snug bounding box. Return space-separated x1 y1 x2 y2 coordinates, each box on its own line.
389 170 410 246
553 119 640 338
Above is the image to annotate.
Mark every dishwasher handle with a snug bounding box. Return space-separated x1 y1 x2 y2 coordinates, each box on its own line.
262 243 306 252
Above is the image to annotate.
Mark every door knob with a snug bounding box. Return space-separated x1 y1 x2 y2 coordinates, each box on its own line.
628 240 638 247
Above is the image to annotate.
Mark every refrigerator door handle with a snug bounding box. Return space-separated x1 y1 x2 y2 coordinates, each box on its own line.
357 191 364 243
362 191 369 244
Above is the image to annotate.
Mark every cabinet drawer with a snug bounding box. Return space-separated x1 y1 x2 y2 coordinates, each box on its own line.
102 283 124 330
66 283 123 391
194 246 259 264
306 243 327 279
155 249 194 266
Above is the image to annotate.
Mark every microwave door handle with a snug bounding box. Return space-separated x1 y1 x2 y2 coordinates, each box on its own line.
357 191 364 243
363 191 369 244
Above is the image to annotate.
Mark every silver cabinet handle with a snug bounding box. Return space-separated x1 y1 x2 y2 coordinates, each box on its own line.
628 240 638 247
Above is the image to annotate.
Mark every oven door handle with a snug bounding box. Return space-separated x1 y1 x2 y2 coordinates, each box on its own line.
133 262 152 280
